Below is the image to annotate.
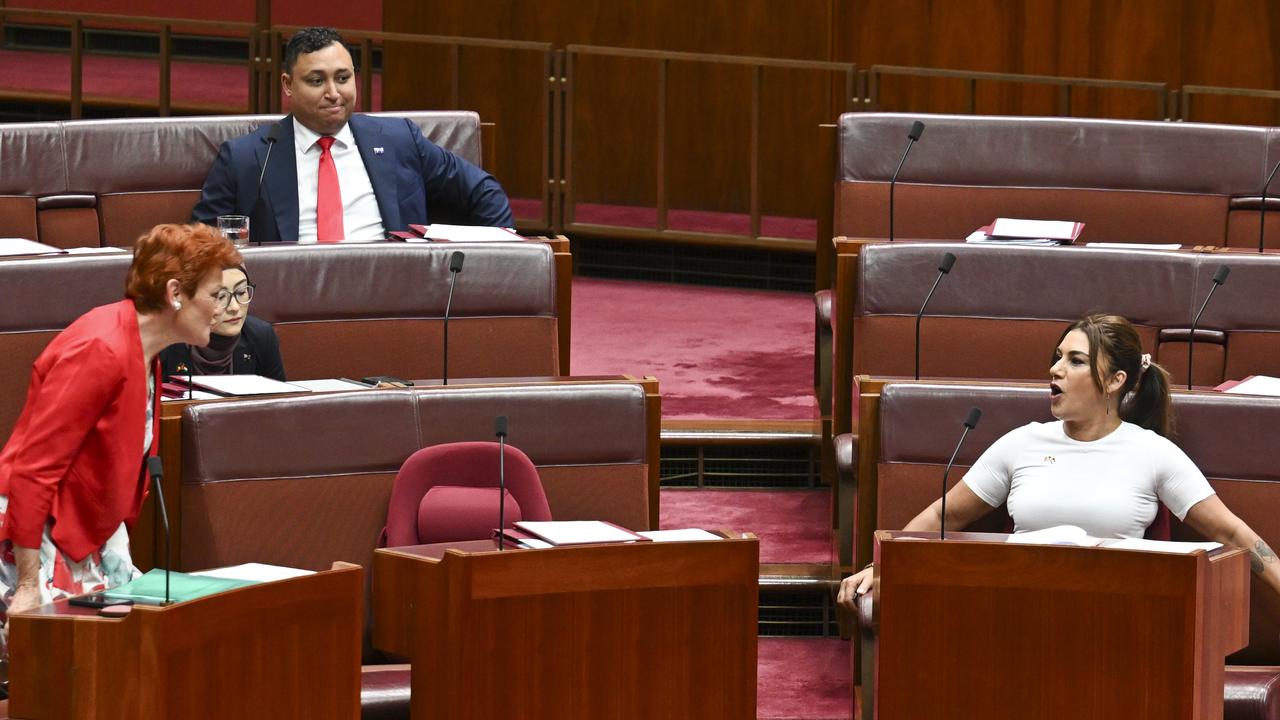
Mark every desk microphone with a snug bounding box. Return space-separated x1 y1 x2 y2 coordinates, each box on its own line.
1186 264 1230 390
146 456 172 605
914 252 956 380
888 120 926 242
940 407 981 541
247 122 282 245
495 415 509 551
442 251 465 385
1259 157 1280 254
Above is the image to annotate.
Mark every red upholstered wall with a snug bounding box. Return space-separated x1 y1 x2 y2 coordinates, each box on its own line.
4 0 382 31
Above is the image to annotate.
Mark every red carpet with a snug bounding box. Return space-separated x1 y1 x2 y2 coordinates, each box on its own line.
758 637 853 719
661 488 831 565
571 277 815 421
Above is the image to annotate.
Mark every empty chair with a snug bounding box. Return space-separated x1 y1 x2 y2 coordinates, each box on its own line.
383 441 552 546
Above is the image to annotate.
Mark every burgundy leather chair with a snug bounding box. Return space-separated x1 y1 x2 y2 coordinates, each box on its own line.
383 441 553 546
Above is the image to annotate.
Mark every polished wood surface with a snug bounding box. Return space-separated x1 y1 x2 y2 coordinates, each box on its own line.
7 563 363 720
130 375 662 571
871 532 1249 720
373 537 759 719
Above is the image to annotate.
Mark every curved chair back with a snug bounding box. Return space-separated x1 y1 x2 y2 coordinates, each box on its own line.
383 441 552 547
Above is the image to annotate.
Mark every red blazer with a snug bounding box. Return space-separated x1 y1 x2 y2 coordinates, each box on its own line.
0 300 161 562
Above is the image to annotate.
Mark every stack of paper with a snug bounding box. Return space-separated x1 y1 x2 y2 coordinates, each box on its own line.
0 238 64 257
967 218 1084 246
404 224 522 243
514 520 644 545
1005 525 1103 546
1217 375 1280 397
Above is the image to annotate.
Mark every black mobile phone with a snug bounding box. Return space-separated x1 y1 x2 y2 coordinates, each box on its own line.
68 593 131 609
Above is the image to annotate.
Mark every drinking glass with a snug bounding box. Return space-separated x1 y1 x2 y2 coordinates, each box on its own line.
217 215 250 247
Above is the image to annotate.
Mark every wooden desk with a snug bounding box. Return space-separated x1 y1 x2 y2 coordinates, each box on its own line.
373 537 759 719
7 563 363 720
134 375 660 572
868 531 1250 720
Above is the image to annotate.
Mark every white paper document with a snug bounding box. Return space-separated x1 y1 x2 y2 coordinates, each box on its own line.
416 224 522 243
187 374 310 396
1105 538 1222 554
289 378 375 392
991 218 1079 240
515 520 640 545
1224 375 1280 397
0 238 63 256
190 563 315 582
1085 242 1182 251
637 528 722 542
1005 525 1103 546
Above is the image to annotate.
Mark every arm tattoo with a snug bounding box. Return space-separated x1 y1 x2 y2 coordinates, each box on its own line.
1250 540 1277 575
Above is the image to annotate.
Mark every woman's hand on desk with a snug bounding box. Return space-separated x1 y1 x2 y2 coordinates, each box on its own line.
836 565 876 610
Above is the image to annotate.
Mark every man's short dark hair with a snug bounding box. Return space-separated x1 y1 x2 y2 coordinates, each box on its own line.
283 27 347 75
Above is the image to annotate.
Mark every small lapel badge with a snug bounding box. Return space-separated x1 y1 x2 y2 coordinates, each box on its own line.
373 147 385 155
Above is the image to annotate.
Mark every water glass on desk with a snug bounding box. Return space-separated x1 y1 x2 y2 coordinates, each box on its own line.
217 215 250 247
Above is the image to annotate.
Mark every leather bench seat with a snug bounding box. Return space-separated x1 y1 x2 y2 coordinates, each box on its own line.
361 664 411 720
0 112 484 250
0 240 562 443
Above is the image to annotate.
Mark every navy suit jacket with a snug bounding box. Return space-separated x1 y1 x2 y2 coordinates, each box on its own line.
192 114 514 242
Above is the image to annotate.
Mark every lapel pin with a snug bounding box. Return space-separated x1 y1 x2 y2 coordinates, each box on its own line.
373 147 385 155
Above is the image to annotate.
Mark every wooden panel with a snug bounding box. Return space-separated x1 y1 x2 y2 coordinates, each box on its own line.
383 0 836 217
374 538 758 720
875 534 1247 720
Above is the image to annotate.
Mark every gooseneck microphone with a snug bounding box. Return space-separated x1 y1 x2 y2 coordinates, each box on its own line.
1186 264 1230 391
495 415 509 550
441 251 465 386
915 252 956 380
940 407 982 541
247 122 282 245
888 120 926 242
1260 157 1280 254
146 456 172 605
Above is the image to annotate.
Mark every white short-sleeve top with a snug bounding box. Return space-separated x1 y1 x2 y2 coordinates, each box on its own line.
962 421 1215 539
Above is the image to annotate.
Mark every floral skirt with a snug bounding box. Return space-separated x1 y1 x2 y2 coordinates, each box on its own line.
0 495 138 660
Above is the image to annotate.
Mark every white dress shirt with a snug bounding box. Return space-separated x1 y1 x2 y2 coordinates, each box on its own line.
293 118 385 243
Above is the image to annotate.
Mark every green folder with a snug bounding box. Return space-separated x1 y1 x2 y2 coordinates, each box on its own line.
103 568 259 605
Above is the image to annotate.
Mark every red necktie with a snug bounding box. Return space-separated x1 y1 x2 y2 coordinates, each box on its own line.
316 136 344 243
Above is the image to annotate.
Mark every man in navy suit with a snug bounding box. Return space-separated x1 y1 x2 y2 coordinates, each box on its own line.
192 27 513 242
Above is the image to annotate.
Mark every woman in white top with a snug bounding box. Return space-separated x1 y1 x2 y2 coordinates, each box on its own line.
837 313 1280 608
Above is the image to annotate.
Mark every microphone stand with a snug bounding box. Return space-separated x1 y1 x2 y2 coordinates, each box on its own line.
442 252 465 385
495 415 508 550
915 253 956 380
1260 158 1280 254
940 408 982 540
146 457 172 605
888 121 925 242
1186 265 1230 391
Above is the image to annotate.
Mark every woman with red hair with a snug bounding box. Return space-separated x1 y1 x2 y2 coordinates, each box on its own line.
0 223 240 650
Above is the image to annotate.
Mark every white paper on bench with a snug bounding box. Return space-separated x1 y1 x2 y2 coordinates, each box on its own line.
516 520 638 545
638 528 722 542
1005 525 1103 546
190 563 315 582
0 238 62 256
991 218 1078 240
1085 242 1182 251
417 224 521 243
289 378 375 392
1224 375 1280 397
188 374 309 396
1105 538 1222 554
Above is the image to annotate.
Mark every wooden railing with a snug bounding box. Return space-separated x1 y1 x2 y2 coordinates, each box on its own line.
865 64 1171 120
0 7 257 116
562 45 858 252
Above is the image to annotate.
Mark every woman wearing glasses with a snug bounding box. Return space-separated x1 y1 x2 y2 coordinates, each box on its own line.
0 223 240 651
160 265 286 382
